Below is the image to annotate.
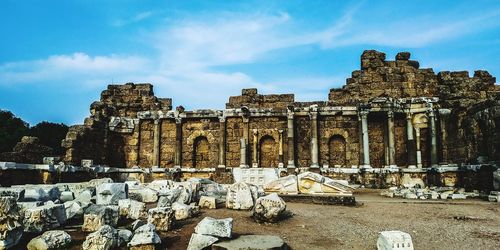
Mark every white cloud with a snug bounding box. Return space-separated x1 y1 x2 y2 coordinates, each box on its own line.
0 5 498 115
112 11 154 27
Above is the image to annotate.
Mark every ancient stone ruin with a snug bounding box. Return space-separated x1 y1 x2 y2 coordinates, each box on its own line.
0 50 498 249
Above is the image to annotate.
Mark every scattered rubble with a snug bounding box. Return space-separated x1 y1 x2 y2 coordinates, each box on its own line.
147 207 175 232
194 217 233 238
82 225 118 250
252 193 288 223
380 186 479 200
128 223 161 249
0 197 23 249
23 203 67 233
27 230 72 250
226 182 259 210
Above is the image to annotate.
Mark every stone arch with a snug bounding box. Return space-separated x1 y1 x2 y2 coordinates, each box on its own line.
186 130 216 145
328 135 347 167
193 136 210 168
259 135 279 168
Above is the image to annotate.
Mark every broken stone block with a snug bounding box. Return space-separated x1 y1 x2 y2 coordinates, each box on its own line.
263 175 299 194
128 223 161 248
211 235 286 250
199 196 217 209
96 183 128 205
27 230 72 250
128 219 147 231
401 174 425 189
117 229 133 247
493 169 500 191
129 187 158 203
0 188 25 201
23 203 66 233
488 191 499 202
252 193 287 223
82 225 118 250
147 207 175 232
440 191 453 200
451 194 466 200
82 205 119 232
187 233 218 250
17 201 43 210
194 217 233 238
226 182 258 210
147 180 174 192
23 187 59 202
376 230 414 250
118 199 147 220
59 191 75 203
297 172 351 195
64 199 91 220
0 197 23 250
172 202 192 220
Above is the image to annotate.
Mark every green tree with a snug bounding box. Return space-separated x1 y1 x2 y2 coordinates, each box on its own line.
0 110 29 153
29 121 69 155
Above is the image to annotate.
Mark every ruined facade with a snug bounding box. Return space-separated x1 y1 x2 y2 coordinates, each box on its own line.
62 50 500 172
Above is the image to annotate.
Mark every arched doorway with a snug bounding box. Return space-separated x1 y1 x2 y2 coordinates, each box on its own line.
328 135 347 167
193 136 210 168
259 135 279 167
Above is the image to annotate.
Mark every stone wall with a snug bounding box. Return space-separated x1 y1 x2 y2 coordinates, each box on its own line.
60 50 499 170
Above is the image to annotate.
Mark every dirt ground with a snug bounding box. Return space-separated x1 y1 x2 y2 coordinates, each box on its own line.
21 189 500 250
164 190 500 250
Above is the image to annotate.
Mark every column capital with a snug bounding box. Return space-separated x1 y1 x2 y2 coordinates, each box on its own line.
359 110 369 118
218 116 226 123
175 117 182 124
405 112 413 120
154 119 160 125
427 109 436 117
387 110 394 118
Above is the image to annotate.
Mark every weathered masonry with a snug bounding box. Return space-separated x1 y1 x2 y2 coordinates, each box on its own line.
62 50 500 172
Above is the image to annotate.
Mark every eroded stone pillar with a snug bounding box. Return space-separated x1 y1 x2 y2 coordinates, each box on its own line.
429 110 438 167
387 111 396 167
174 118 182 168
406 113 416 168
415 127 422 168
153 119 160 167
287 110 295 169
252 129 258 168
309 106 319 168
239 138 248 168
360 110 371 168
242 117 250 167
278 129 284 167
218 116 226 168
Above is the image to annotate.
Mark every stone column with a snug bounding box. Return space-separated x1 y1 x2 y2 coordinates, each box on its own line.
174 118 182 168
278 129 284 167
360 110 371 168
406 113 416 168
387 111 396 167
429 110 438 167
242 117 250 167
415 127 422 168
438 109 451 164
309 106 320 168
286 110 296 169
152 119 161 167
239 138 248 168
218 116 226 168
252 129 258 168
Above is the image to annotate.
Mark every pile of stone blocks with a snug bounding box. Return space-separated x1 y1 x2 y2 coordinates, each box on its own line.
380 186 478 200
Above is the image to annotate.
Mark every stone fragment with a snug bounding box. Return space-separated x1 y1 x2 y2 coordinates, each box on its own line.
129 187 158 203
0 188 25 201
96 183 128 205
226 182 258 210
252 193 287 223
172 202 192 220
401 174 425 188
0 197 23 250
117 229 133 247
187 233 218 250
297 172 352 195
194 217 233 238
118 199 147 220
263 175 298 194
376 230 414 250
59 191 75 203
82 205 119 232
82 225 118 250
27 230 72 250
64 200 90 220
128 223 161 248
451 194 466 200
147 180 174 192
23 203 66 233
199 196 217 209
211 235 286 250
17 201 43 210
129 220 147 231
493 169 500 191
147 207 175 232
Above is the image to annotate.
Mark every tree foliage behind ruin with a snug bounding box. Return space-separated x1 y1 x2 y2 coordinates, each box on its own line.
0 110 29 153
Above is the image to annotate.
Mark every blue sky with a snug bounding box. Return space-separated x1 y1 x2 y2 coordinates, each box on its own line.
0 0 499 125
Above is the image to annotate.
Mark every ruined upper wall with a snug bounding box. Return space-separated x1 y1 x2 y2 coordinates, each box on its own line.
226 88 295 110
328 50 498 107
90 83 172 119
